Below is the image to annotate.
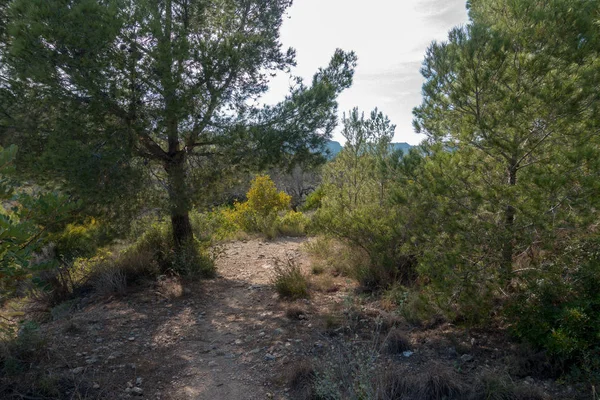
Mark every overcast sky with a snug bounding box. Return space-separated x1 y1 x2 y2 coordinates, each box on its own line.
261 0 469 145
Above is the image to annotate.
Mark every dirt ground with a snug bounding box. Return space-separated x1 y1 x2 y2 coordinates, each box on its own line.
34 237 352 399
11 237 588 399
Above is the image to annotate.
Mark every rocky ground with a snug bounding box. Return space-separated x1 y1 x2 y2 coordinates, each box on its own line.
8 237 588 399
36 237 352 399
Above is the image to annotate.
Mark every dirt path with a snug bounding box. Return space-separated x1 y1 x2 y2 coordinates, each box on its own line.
18 237 580 400
42 237 340 400
163 237 309 400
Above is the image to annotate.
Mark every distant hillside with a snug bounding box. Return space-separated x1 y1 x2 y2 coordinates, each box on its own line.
324 141 343 158
391 142 411 153
324 140 411 158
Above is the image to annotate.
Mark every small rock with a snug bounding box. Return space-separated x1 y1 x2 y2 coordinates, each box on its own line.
264 353 276 361
71 367 84 374
402 351 414 358
128 336 135 341
274 328 285 336
92 383 100 389
234 339 243 345
448 347 458 358
76 352 82 357
136 377 143 386
460 354 474 363
208 361 217 367
130 387 143 395
96 338 103 343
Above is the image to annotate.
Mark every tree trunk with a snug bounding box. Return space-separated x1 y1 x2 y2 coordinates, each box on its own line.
165 153 193 248
501 162 517 281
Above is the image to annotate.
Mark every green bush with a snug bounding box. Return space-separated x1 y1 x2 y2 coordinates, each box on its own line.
272 258 309 300
277 210 310 237
190 208 238 242
128 221 216 278
507 238 600 384
304 236 370 278
1 321 46 376
302 186 325 211
223 175 292 238
53 218 103 261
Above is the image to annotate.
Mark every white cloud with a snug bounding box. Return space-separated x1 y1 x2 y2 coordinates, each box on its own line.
262 0 469 144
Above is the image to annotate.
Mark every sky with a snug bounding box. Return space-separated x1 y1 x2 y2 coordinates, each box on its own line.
261 0 470 145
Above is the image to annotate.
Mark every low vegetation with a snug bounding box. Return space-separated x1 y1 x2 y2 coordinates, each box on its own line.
272 257 310 300
0 0 598 398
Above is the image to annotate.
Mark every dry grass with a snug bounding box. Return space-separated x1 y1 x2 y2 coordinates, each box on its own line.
382 328 411 355
90 247 159 296
303 236 370 278
468 370 550 400
411 363 464 400
285 305 306 320
286 359 315 400
311 274 338 293
155 276 184 299
323 313 343 335
271 257 309 300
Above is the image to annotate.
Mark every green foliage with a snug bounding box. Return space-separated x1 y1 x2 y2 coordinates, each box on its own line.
1 321 46 376
313 108 415 289
277 210 310 237
2 0 356 247
271 258 309 300
190 208 238 242
507 238 600 383
302 186 325 211
404 0 600 383
53 218 103 261
304 236 370 279
0 145 77 305
129 221 215 278
223 174 294 238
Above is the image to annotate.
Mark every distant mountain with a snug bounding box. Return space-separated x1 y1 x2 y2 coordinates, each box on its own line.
391 142 411 153
324 140 412 158
324 140 343 158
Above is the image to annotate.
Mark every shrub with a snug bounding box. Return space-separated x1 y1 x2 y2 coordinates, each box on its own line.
277 210 310 237
272 257 309 300
126 221 215 277
88 247 160 296
285 305 306 320
304 236 370 278
468 370 549 400
190 208 238 241
411 363 464 400
171 239 217 278
53 218 103 261
383 285 439 327
302 186 325 211
287 359 316 400
383 328 411 355
506 237 600 384
1 321 46 376
308 339 461 400
246 174 291 216
223 175 292 237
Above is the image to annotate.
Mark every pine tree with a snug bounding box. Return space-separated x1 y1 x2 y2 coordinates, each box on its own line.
1 0 356 248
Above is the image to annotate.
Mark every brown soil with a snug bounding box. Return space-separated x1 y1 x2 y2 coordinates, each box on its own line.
7 237 588 399
32 237 353 399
